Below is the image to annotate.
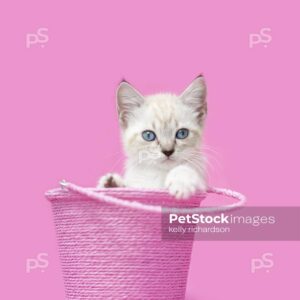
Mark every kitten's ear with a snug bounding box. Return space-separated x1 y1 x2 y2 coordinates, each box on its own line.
180 75 207 124
117 81 145 128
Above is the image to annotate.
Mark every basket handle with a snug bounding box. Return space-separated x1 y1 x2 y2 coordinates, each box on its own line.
60 180 246 214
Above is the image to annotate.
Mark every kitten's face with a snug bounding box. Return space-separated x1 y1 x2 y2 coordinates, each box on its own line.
117 76 207 169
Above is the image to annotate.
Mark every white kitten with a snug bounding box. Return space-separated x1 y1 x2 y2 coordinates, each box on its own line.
98 76 208 199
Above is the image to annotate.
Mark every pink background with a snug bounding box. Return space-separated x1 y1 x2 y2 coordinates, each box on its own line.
1 0 299 299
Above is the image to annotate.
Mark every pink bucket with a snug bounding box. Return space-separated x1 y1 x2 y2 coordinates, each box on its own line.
45 181 245 300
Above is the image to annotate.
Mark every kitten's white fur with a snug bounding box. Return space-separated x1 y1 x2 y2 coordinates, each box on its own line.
98 76 207 199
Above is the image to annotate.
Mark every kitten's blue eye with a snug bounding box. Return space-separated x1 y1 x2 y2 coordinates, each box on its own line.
176 128 189 139
142 130 156 141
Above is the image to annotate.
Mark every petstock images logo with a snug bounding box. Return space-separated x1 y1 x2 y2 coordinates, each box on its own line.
162 207 300 241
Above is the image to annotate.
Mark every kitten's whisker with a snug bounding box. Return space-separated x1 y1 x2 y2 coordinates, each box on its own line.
188 156 207 172
111 155 124 172
189 150 224 180
201 143 220 153
187 152 217 175
182 157 211 184
188 149 222 170
103 150 124 160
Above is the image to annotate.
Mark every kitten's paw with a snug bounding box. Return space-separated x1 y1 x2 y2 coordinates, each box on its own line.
165 166 206 200
166 176 196 200
97 173 125 188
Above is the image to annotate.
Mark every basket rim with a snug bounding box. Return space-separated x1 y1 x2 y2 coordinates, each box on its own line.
45 181 246 213
45 187 207 201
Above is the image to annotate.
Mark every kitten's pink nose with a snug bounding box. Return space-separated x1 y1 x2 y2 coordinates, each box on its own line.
162 149 174 157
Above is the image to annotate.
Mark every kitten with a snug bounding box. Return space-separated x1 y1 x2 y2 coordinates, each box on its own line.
98 75 208 199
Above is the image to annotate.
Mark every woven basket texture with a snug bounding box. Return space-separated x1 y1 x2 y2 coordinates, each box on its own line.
46 188 203 300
